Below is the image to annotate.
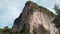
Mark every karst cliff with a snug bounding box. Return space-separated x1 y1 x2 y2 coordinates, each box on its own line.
13 1 59 34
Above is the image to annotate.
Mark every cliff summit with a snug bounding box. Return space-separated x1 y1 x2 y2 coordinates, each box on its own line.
13 1 59 34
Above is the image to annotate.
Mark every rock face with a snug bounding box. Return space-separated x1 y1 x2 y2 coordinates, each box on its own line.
13 1 59 34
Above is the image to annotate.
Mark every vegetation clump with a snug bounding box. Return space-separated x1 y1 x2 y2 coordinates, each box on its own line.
26 1 55 17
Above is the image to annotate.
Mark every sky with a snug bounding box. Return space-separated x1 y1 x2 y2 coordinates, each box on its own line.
0 0 60 28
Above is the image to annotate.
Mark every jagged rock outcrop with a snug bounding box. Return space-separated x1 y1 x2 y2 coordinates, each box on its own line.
13 1 59 34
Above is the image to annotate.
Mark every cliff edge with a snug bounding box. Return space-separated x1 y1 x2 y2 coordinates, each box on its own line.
13 1 59 34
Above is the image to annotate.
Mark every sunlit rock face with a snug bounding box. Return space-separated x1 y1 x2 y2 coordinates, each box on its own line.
13 1 59 34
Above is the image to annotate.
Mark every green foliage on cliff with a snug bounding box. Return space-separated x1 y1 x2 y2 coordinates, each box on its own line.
26 1 55 17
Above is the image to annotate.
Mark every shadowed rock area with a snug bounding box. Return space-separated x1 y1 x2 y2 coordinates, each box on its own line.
13 1 59 34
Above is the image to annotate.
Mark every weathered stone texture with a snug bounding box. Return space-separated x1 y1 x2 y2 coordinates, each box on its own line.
13 1 59 34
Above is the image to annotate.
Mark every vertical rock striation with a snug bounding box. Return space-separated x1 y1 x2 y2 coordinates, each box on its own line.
13 1 59 34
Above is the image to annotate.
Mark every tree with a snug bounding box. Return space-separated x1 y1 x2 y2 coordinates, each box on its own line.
53 4 60 28
4 26 9 30
54 4 60 15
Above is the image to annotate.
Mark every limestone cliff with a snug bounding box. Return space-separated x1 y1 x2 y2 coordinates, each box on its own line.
13 1 59 34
